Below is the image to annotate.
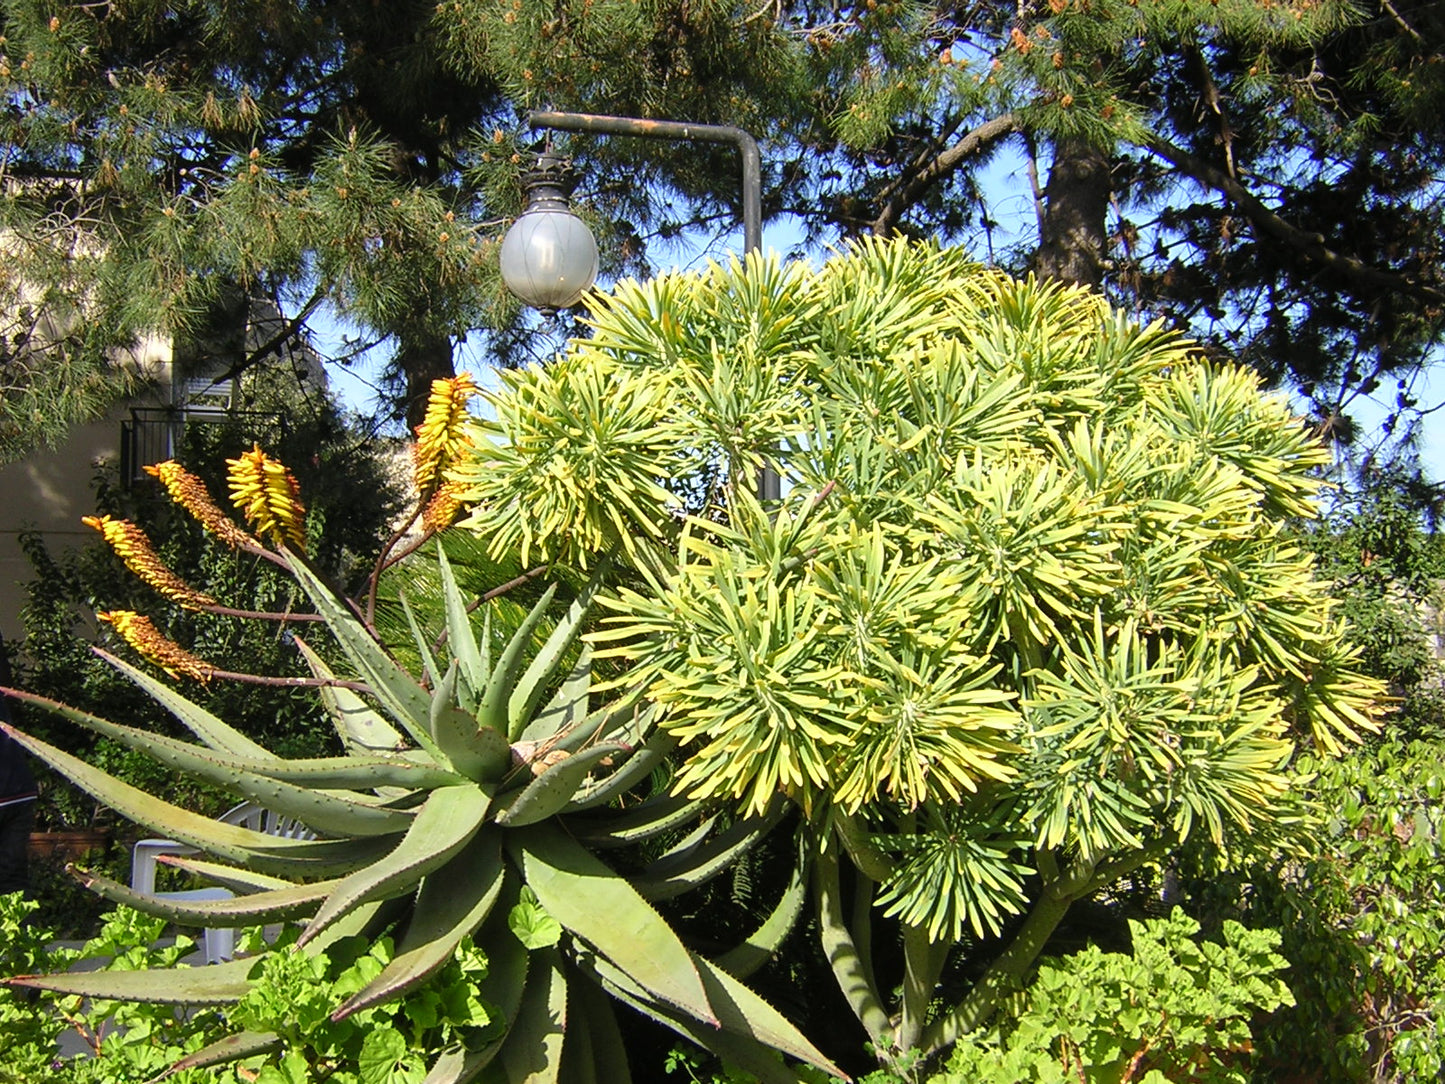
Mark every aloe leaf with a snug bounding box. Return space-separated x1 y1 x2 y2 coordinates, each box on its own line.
6 956 256 1004
634 801 787 901
294 637 408 755
476 881 530 1026
520 645 593 744
151 856 294 893
689 953 845 1079
161 1030 283 1077
560 989 600 1084
332 831 507 1020
399 588 444 691
439 546 488 696
238 756 462 791
511 823 713 1024
586 960 807 1084
421 1043 503 1084
430 663 512 782
493 743 631 828
98 650 275 760
73 867 337 926
571 793 701 849
509 563 607 737
569 971 632 1082
2 724 395 877
565 729 673 812
499 945 567 1084
415 888 525 1084
284 550 444 761
715 854 809 979
297 782 492 946
536 692 651 760
478 584 557 740
7 694 414 837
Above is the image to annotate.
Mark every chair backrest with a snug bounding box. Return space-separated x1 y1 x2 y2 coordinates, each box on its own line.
217 801 317 841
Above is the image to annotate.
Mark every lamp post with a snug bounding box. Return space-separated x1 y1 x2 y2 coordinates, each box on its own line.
499 110 779 501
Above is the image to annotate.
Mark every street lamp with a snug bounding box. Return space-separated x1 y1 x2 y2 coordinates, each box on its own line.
499 110 779 500
498 149 599 315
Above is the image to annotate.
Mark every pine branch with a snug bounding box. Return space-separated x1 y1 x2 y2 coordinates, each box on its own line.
868 113 1022 237
1144 135 1445 305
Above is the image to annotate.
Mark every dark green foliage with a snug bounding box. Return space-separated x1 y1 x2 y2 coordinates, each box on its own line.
1305 471 1445 703
1195 737 1445 1083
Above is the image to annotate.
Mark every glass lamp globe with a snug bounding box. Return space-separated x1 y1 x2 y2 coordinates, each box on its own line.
499 153 599 314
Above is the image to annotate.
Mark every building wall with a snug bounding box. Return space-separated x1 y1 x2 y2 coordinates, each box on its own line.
0 337 173 640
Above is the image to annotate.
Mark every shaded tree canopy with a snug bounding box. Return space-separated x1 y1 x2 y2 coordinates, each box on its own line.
1 0 1440 467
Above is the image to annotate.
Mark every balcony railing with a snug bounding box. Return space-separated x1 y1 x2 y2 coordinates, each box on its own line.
120 407 287 489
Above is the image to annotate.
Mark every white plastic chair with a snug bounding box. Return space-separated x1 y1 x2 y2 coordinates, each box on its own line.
130 802 314 963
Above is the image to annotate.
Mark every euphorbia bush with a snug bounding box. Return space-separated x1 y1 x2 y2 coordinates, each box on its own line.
452 238 1385 1069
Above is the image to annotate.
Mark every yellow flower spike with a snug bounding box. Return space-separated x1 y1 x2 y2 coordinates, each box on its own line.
225 445 308 550
97 610 213 682
421 481 465 533
413 375 480 494
82 515 217 610
143 460 259 550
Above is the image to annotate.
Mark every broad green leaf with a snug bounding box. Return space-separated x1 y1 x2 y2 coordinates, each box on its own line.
430 663 512 782
493 743 632 827
509 562 607 735
438 546 488 695
295 636 409 756
2 724 396 877
8 956 256 1003
508 887 563 950
75 867 337 926
499 946 567 1084
285 549 444 761
299 782 492 945
511 823 713 1023
99 649 275 760
6 691 414 836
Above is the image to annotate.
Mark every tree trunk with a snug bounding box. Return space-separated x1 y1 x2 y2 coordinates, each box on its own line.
1034 135 1113 288
395 328 457 431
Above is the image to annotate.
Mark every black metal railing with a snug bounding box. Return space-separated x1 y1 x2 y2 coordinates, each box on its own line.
120 407 288 488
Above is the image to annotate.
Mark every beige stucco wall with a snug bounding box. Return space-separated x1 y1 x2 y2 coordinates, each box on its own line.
0 336 173 641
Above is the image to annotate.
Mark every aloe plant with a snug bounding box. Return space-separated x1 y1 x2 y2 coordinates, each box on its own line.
0 399 838 1083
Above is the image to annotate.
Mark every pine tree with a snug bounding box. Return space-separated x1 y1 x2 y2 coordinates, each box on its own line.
2 0 1440 468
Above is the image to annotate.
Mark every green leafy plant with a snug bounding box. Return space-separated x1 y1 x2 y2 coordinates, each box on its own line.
1219 735 1445 1083
0 894 228 1084
934 909 1293 1083
0 893 495 1084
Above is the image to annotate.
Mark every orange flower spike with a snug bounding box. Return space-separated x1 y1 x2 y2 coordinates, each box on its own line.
226 445 308 550
143 460 258 550
421 481 466 533
98 610 213 682
413 375 480 494
82 515 217 609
